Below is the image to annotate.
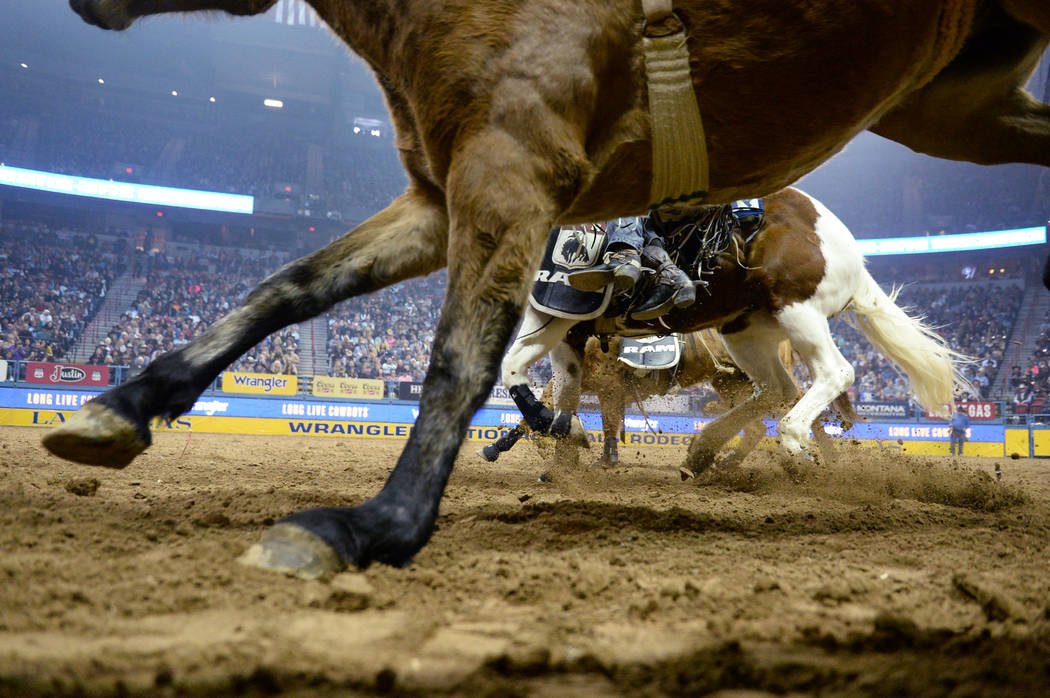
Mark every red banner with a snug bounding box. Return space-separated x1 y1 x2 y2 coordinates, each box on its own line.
925 401 998 421
26 362 110 387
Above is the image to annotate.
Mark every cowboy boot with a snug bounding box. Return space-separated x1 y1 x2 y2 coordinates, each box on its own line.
568 246 643 293
630 245 696 321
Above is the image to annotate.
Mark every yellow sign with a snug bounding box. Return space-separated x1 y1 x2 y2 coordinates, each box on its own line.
220 371 297 396
311 376 385 400
0 407 1012 457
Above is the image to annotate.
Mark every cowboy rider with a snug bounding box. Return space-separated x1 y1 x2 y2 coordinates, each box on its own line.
567 211 696 321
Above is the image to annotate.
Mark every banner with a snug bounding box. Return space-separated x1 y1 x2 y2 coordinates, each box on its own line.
220 371 297 396
397 381 423 401
0 360 6 383
25 362 109 387
855 401 911 419
312 376 385 400
925 401 998 421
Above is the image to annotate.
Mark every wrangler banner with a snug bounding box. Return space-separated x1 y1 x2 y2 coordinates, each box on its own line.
312 376 385 400
25 362 109 387
220 371 297 396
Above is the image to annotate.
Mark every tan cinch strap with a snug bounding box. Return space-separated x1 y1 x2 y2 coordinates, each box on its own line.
641 0 710 209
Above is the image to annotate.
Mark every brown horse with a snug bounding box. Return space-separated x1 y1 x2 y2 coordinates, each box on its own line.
50 0 1048 577
481 332 853 470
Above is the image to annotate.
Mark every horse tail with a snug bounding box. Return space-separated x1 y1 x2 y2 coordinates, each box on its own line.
847 270 970 418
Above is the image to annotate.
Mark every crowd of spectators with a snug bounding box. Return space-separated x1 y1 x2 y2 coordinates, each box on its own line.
85 248 300 376
0 221 123 365
326 273 444 382
1008 308 1050 415
829 282 1021 403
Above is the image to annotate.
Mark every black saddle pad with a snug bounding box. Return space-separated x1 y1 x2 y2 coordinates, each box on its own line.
530 224 612 319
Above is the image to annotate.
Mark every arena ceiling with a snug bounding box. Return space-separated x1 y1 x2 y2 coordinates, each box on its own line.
1 2 389 123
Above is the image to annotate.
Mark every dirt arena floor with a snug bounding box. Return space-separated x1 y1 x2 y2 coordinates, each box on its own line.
2 426 1049 697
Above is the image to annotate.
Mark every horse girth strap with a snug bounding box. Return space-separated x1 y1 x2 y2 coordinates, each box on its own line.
641 0 709 209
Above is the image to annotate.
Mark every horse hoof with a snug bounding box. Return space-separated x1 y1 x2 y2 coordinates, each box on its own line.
41 402 146 468
476 446 499 462
678 467 695 481
567 416 590 449
238 523 344 580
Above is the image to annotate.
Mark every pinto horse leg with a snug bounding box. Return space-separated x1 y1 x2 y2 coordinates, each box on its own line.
43 189 448 467
870 8 1050 168
683 317 795 477
548 341 589 468
243 128 588 574
501 307 587 446
774 305 855 461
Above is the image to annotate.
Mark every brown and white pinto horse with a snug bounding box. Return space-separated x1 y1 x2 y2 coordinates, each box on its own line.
49 0 1047 577
499 188 967 474
481 332 854 470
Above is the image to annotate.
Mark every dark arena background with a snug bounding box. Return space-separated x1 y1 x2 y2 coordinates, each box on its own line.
2 3 1050 696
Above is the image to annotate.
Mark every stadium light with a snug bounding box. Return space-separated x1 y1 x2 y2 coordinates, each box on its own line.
0 164 254 214
97 78 105 85
857 226 1047 256
171 90 178 96
263 98 284 109
20 63 28 69
353 126 361 134
209 97 216 103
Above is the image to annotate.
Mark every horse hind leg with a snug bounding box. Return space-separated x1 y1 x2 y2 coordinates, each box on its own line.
683 317 795 477
870 7 1050 167
774 305 854 462
43 187 449 467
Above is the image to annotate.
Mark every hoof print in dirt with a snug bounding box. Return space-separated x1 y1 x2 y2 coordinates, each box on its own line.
65 478 100 497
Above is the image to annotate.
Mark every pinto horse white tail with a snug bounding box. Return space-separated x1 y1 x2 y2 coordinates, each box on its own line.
848 277 966 418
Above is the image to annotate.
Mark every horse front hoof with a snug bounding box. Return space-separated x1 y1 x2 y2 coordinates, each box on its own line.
238 523 344 581
567 415 590 449
41 401 147 468
678 466 695 481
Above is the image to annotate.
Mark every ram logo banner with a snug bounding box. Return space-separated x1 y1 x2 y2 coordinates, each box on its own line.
26 362 109 387
220 372 297 396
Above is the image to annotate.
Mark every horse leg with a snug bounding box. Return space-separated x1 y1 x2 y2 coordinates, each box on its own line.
774 305 855 462
501 306 587 446
870 9 1050 167
243 126 587 574
711 372 766 469
597 382 624 468
683 317 795 477
549 341 588 468
477 423 528 462
43 188 448 467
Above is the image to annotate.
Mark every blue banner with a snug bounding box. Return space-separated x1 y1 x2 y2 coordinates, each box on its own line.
0 386 1005 443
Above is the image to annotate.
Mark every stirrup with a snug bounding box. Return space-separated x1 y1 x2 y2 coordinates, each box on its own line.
568 250 641 293
630 282 695 321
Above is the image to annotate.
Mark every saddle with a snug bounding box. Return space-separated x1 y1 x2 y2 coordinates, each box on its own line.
529 223 613 319
529 200 764 321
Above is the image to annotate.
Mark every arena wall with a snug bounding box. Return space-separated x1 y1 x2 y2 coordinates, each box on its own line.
2 386 1036 459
